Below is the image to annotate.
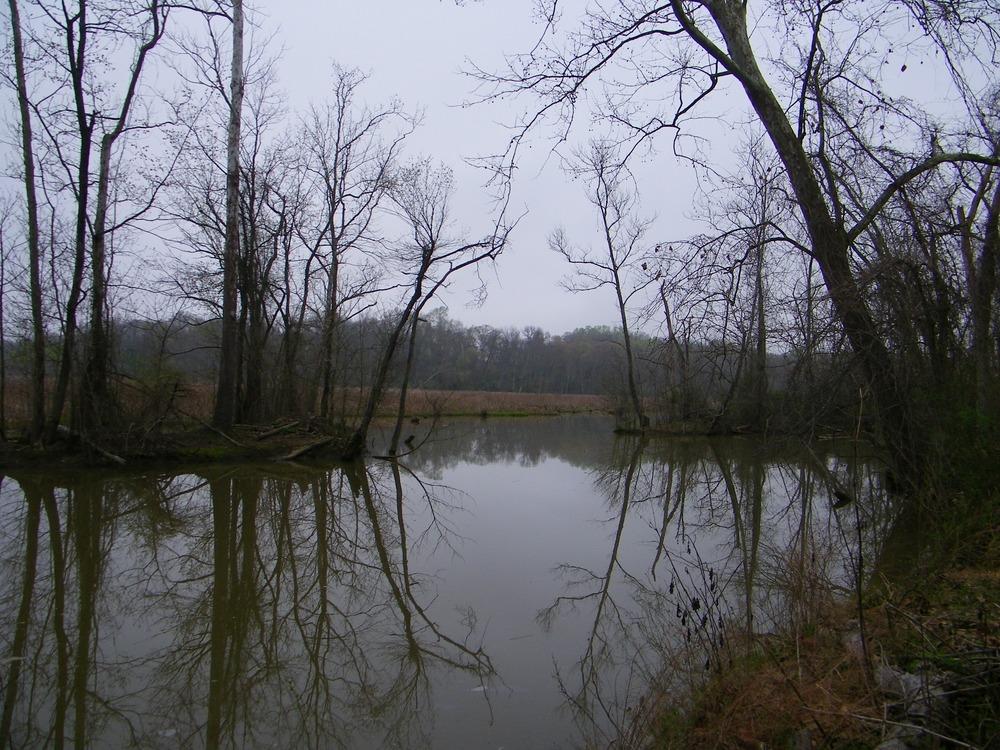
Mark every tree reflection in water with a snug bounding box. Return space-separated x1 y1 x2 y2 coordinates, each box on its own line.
0 420 895 749
0 461 493 749
538 436 894 747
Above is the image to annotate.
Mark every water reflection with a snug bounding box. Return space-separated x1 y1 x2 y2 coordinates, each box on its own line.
0 418 892 748
0 465 493 749
382 414 618 476
540 434 893 746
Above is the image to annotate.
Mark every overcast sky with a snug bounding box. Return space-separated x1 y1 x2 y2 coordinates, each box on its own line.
258 0 702 336
3 1 959 336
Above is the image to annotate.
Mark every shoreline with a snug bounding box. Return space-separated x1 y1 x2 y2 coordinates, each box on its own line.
0 402 615 471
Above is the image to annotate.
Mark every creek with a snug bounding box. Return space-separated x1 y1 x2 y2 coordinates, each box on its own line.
0 415 892 748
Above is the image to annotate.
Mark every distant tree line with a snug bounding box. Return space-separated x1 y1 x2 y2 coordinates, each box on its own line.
2 310 655 401
1 304 861 436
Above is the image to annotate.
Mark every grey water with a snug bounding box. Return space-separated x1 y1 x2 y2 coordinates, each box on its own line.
0 416 892 748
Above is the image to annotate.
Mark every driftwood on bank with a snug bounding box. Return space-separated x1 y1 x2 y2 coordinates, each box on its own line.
256 420 300 441
275 436 336 462
56 425 126 465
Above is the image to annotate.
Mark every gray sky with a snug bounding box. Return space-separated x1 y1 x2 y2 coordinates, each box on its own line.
265 0 701 335
3 0 964 336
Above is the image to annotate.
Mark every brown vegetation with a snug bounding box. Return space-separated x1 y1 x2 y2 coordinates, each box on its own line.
635 522 1000 749
0 378 611 429
0 378 611 467
370 388 611 417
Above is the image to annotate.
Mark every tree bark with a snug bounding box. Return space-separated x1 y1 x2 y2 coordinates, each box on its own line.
6 0 45 440
213 0 245 429
46 2 94 442
685 0 915 476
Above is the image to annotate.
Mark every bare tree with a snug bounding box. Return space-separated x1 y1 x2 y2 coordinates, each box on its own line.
83 0 169 432
6 0 174 440
299 66 414 420
344 161 511 459
213 0 245 429
551 142 655 430
480 0 1000 484
5 0 45 440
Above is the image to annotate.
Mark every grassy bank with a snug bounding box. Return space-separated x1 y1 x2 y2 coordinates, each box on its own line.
634 496 1000 749
0 422 359 470
372 388 612 417
0 383 612 427
0 389 613 469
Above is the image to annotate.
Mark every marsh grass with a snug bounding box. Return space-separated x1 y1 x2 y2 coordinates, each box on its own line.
0 377 611 429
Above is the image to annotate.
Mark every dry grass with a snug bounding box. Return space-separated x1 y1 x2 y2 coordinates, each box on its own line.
664 629 881 748
639 564 1000 749
633 597 884 750
165 384 612 420
0 377 611 431
374 388 611 417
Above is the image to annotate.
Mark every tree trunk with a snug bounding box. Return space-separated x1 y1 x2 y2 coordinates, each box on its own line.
46 132 92 442
344 256 430 459
659 282 689 419
7 0 45 440
213 0 245 429
390 315 422 455
243 302 266 422
318 251 340 419
84 140 116 433
971 181 1000 420
278 234 300 415
82 0 164 434
614 268 646 430
0 247 6 439
46 2 97 441
753 234 768 428
698 0 914 477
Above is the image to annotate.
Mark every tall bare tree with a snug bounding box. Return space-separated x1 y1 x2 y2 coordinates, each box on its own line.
300 66 413 420
5 0 45 440
345 161 510 458
550 142 655 430
213 0 245 429
82 0 169 432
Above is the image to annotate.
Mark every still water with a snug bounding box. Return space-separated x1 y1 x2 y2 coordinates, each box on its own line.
0 416 892 748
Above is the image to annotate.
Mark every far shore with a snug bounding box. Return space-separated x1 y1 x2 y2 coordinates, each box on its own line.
0 389 615 471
